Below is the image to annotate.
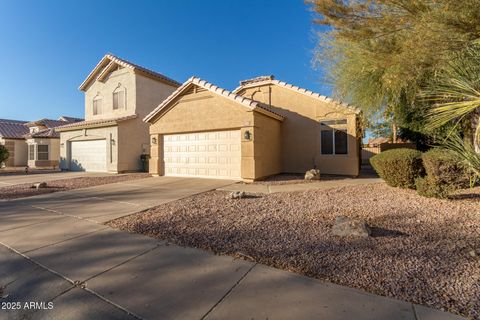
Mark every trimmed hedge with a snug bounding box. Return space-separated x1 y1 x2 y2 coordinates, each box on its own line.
416 148 470 198
415 176 453 199
370 148 424 189
421 148 469 187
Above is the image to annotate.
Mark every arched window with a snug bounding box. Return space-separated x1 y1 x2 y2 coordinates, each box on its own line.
93 95 103 115
113 85 126 110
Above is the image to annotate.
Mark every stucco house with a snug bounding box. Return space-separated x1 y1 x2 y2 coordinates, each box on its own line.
0 119 29 167
0 117 81 168
56 54 181 173
144 75 362 181
24 117 83 168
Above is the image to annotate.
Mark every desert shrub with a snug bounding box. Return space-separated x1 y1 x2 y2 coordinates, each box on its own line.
0 145 9 166
370 148 424 188
415 176 453 199
415 148 472 198
421 148 470 187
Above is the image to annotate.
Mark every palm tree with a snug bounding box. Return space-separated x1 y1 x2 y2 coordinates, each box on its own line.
421 44 480 176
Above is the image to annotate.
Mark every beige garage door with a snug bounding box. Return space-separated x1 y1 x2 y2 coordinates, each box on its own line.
70 140 107 172
163 130 241 179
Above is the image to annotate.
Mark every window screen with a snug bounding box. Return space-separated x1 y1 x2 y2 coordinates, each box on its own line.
321 130 333 154
334 130 348 154
29 145 35 160
37 145 49 161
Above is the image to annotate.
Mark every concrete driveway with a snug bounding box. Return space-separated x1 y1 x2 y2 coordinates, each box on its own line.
0 171 110 187
0 177 465 320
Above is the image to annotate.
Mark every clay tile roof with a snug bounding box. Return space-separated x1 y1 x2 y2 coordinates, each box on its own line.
233 77 361 114
143 77 284 123
239 75 275 86
79 54 181 91
55 114 138 132
29 128 59 138
0 121 29 139
58 116 84 122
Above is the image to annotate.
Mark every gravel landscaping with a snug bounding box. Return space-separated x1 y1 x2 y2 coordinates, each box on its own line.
0 173 150 200
108 183 480 319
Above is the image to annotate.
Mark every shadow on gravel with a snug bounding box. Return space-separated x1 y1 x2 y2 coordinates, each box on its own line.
370 226 408 238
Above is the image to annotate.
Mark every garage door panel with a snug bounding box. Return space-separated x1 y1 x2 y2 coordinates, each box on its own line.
70 140 107 172
163 130 240 180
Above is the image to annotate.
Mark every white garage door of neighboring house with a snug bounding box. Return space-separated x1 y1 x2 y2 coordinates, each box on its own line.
70 140 107 172
164 130 241 179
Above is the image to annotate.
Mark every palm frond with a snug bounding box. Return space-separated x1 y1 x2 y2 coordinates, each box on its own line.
443 134 480 177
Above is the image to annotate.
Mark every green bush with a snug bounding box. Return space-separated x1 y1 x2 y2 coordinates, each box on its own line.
421 148 470 187
0 145 9 166
415 176 453 199
370 148 424 189
415 148 471 198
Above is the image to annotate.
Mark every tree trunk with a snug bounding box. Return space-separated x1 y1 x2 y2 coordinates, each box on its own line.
392 121 398 143
472 107 480 153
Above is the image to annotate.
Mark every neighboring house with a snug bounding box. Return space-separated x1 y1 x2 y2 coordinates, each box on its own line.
0 117 82 168
24 117 83 168
144 75 362 181
0 119 29 167
56 54 180 173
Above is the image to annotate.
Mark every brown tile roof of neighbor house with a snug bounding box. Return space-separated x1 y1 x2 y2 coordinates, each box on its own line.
143 76 285 123
233 76 362 114
0 120 29 139
55 114 138 132
24 117 84 139
79 54 181 91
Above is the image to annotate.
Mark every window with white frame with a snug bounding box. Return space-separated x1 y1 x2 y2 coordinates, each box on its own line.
28 145 35 160
37 145 49 161
113 88 126 110
320 119 348 155
93 96 103 115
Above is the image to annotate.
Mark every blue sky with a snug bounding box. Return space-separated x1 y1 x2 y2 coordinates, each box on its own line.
0 0 330 121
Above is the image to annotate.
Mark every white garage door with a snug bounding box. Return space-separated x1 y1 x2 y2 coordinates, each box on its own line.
164 130 241 179
70 140 107 172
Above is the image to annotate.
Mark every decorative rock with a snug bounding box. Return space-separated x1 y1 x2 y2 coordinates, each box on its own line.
229 191 246 199
33 182 47 189
332 216 371 237
468 250 477 257
304 169 321 180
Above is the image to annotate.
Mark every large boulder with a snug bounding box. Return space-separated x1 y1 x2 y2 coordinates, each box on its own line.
332 216 371 237
304 169 321 180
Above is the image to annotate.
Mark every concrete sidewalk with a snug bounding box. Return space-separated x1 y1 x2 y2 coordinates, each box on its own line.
0 171 110 187
0 177 465 320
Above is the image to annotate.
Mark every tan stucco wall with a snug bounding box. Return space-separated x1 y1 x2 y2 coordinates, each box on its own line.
59 126 118 172
1 138 28 167
148 87 258 179
26 138 60 168
240 84 360 176
84 68 136 121
252 112 282 179
117 119 150 172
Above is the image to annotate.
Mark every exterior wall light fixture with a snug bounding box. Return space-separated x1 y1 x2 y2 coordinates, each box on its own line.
151 137 157 145
244 130 251 140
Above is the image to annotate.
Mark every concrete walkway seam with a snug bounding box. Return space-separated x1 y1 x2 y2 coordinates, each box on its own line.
0 242 143 320
200 263 258 320
82 243 161 283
